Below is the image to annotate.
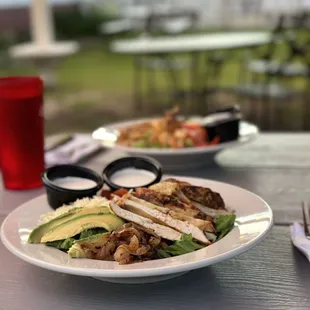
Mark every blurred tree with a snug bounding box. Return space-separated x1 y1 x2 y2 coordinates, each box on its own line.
54 5 113 39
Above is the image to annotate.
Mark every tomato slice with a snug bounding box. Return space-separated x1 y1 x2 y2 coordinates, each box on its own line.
182 123 202 130
182 123 220 147
101 190 112 199
113 188 129 197
209 136 220 145
183 125 207 146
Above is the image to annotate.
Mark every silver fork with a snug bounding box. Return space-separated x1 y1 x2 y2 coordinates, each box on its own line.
302 201 310 239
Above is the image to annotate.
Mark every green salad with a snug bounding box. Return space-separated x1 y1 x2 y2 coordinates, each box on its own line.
28 179 236 265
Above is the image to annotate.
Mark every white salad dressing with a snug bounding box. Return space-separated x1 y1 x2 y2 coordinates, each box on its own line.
52 177 97 190
110 168 156 187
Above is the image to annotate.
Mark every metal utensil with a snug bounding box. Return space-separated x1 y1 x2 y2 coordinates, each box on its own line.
302 201 310 239
45 134 73 152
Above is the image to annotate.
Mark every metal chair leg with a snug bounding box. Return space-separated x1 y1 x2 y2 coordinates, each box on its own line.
133 57 143 110
190 52 200 113
147 67 156 107
161 54 183 107
265 75 275 130
303 75 310 130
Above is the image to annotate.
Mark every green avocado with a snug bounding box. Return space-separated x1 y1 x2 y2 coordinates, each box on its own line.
40 213 124 243
28 206 111 244
68 232 110 258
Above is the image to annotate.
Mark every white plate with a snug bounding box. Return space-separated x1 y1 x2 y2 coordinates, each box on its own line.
93 119 259 171
1 175 273 284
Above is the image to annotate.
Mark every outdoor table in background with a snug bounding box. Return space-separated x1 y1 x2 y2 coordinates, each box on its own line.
111 32 272 110
1 132 310 309
8 0 79 87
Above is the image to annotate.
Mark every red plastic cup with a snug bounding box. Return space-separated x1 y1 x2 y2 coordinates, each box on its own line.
0 77 44 190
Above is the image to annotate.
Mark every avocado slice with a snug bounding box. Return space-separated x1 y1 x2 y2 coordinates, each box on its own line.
41 213 124 243
68 232 110 258
28 206 111 244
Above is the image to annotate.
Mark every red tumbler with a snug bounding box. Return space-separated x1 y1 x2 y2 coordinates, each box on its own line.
0 77 44 190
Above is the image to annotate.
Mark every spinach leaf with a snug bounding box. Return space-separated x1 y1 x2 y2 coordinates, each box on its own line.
46 238 75 251
79 228 107 239
61 238 75 250
132 139 148 148
158 234 204 258
157 249 172 259
45 229 107 252
46 240 64 250
215 214 236 240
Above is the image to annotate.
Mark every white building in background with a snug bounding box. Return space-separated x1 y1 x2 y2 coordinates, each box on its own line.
0 0 309 29
102 0 310 29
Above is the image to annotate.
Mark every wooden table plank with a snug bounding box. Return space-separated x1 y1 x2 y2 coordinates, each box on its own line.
217 133 310 168
0 174 45 216
0 221 309 310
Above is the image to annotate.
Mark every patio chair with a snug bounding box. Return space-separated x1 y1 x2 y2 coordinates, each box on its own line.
99 1 149 35
99 19 133 35
133 10 199 109
236 13 309 99
235 13 310 129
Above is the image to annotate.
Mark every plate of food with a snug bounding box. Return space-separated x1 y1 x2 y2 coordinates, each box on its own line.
1 174 273 284
92 106 259 170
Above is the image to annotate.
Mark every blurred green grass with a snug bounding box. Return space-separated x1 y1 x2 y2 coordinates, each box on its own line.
57 40 308 92
1 31 308 133
0 30 308 96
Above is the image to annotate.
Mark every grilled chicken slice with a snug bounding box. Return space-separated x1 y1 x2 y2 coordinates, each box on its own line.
149 182 191 203
134 187 207 220
110 201 182 241
129 196 215 233
160 178 233 217
181 186 225 210
163 178 225 210
190 200 233 218
121 196 211 245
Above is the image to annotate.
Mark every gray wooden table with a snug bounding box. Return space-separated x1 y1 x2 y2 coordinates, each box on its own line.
1 133 310 310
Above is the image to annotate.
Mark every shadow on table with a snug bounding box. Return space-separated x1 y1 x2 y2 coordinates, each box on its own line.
292 246 310 287
22 265 223 307
174 162 256 187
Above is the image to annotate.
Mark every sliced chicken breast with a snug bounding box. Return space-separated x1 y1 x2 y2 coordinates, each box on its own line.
122 197 211 245
149 182 191 204
163 178 226 211
191 201 233 217
134 188 207 219
110 201 182 241
129 196 215 233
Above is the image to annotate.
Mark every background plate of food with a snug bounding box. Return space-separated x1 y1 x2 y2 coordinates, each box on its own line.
92 107 259 171
1 175 273 284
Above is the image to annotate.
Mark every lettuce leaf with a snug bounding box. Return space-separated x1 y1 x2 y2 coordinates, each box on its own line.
79 228 107 239
45 229 107 252
157 234 204 258
215 214 236 240
132 139 149 148
46 238 75 251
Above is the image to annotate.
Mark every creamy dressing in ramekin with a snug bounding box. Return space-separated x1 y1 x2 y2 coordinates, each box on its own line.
110 168 156 187
52 177 97 190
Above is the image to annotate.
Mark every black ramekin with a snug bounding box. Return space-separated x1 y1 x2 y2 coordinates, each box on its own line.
42 165 104 210
203 108 241 143
102 156 162 191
